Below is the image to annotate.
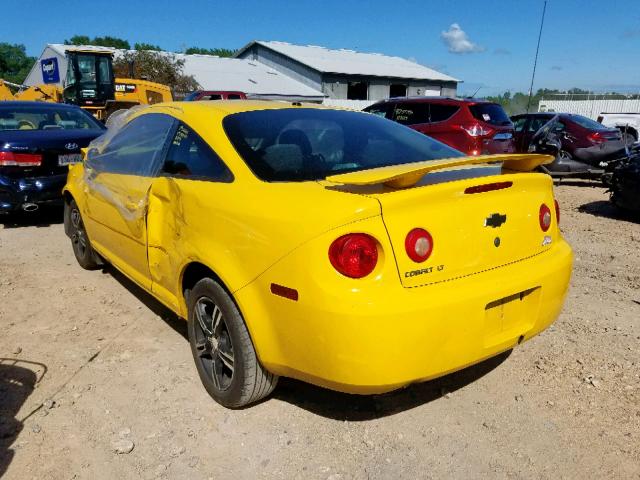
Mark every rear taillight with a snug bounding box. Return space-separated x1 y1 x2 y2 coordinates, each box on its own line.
405 228 433 263
0 151 42 167
461 123 493 137
587 132 606 144
539 204 552 232
554 199 560 224
329 233 378 278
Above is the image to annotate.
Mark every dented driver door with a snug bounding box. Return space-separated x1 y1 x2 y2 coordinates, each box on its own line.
83 113 176 289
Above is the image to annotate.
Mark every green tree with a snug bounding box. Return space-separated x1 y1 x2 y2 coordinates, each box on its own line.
64 35 131 49
113 50 199 95
134 43 162 51
184 47 235 57
0 43 36 84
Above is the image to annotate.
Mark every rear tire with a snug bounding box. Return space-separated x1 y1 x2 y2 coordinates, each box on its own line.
67 199 99 270
187 278 278 408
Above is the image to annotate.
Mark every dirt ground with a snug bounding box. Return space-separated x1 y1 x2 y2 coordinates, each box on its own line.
0 183 638 480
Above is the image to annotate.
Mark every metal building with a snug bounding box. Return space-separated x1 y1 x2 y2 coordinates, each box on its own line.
24 44 327 102
235 41 460 106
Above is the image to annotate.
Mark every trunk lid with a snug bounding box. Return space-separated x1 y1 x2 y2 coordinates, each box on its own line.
326 155 559 287
0 129 102 179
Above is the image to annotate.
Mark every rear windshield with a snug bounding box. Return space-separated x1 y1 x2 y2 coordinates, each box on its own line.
570 114 608 130
0 106 104 131
223 108 463 182
469 103 512 126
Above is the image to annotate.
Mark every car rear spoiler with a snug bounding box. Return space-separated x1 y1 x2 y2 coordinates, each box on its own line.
325 154 554 189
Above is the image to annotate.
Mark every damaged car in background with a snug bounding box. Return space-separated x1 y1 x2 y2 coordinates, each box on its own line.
512 112 627 177
0 101 105 214
604 145 640 214
63 101 572 408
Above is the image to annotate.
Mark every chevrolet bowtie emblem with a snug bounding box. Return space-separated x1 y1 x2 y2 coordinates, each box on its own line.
484 213 507 228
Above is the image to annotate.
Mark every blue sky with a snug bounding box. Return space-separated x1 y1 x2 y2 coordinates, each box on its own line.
5 0 640 95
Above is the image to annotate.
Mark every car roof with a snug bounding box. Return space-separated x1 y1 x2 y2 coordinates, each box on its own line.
374 96 497 105
0 101 83 110
146 100 333 117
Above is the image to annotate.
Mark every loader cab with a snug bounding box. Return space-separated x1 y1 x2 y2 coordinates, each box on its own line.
62 51 115 108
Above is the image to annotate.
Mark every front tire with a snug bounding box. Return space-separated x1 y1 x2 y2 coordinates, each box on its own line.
67 199 99 270
187 278 278 408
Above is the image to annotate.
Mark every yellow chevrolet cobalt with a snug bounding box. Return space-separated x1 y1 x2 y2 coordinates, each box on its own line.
63 101 572 408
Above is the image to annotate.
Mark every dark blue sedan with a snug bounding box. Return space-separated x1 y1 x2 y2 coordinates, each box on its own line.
0 101 105 214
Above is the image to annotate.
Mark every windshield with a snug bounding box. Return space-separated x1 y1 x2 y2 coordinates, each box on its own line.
0 106 105 131
223 108 464 182
570 114 608 130
469 103 512 126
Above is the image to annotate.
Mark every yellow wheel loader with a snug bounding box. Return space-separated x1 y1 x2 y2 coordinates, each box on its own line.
1 48 172 121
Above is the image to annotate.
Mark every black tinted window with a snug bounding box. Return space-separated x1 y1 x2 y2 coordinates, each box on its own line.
87 113 174 176
392 103 430 125
469 104 511 126
429 104 459 122
162 123 233 182
223 108 463 182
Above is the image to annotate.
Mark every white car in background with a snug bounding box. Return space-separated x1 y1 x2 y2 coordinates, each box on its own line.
597 113 640 146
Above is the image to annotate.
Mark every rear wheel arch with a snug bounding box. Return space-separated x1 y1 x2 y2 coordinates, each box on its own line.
181 262 234 313
617 125 638 141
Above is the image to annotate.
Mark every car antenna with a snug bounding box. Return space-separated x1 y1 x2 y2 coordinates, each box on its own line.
468 86 482 98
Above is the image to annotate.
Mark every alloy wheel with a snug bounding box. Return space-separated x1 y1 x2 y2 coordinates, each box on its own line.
193 297 235 391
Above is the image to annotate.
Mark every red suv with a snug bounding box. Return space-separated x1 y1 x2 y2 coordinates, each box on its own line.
364 97 515 156
184 90 247 101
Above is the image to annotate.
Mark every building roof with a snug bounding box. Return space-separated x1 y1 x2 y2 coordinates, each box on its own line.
235 41 460 83
44 44 325 99
170 54 325 99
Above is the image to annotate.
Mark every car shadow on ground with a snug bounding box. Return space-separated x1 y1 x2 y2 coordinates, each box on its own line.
578 200 640 223
102 265 188 340
0 359 46 478
272 351 511 420
0 207 64 229
99 264 511 419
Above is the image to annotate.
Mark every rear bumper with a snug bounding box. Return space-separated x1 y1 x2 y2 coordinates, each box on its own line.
0 173 66 213
573 142 626 165
236 239 573 394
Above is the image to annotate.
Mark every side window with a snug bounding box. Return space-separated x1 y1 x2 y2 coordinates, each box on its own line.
528 117 552 133
88 113 175 176
161 122 233 182
392 103 429 125
429 104 459 123
365 104 390 119
512 117 527 132
552 121 567 132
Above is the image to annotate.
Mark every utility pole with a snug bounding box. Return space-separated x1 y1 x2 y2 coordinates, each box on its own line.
526 0 547 113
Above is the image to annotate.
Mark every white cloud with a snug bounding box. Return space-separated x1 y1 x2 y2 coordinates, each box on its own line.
440 23 485 54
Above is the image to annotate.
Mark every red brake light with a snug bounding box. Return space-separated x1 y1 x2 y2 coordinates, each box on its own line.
587 132 606 144
0 151 42 167
554 199 560 224
329 233 378 278
405 228 433 263
461 123 493 137
539 204 552 232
